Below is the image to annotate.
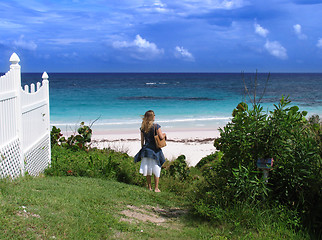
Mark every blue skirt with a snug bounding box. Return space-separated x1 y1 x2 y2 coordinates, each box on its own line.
134 146 166 167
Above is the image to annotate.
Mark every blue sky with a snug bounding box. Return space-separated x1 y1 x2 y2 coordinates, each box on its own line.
1 0 322 72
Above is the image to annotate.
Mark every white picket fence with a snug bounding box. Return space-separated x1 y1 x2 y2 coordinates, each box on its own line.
0 53 51 178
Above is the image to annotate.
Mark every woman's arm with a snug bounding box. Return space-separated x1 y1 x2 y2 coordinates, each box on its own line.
157 127 166 140
140 131 144 148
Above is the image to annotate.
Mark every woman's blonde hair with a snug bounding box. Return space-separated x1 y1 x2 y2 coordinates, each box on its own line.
141 110 155 133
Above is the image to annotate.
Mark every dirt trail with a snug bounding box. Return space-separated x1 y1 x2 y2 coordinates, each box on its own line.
120 204 187 225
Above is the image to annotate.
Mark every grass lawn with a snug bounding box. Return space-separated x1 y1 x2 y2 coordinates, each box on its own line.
0 176 222 239
0 176 308 239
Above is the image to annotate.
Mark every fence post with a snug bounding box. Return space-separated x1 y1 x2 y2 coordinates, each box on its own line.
42 71 51 165
9 53 25 176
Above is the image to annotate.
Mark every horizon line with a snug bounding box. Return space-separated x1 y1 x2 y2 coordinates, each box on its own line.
15 71 322 74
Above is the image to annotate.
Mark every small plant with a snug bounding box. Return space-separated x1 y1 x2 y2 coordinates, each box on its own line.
168 155 190 181
50 126 63 148
50 122 93 151
195 152 223 169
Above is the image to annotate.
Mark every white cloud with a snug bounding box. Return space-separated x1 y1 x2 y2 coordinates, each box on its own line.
141 0 169 13
13 35 37 51
221 0 247 9
153 0 168 12
174 46 195 61
293 24 307 40
317 38 322 48
254 23 269 38
264 40 287 59
112 35 164 60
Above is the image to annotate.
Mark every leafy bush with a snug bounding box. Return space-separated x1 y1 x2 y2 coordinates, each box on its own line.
45 145 145 186
195 152 223 169
50 122 92 151
159 155 193 195
167 155 190 180
308 114 322 158
50 126 63 148
192 97 322 237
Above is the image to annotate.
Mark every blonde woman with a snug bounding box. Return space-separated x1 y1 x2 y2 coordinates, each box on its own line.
134 110 166 192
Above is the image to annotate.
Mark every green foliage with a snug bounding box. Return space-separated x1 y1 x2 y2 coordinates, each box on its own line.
194 96 322 238
214 102 269 168
45 145 145 186
160 155 195 196
229 164 269 203
50 126 63 148
308 114 322 158
195 151 223 169
167 155 190 180
267 99 322 237
50 122 93 151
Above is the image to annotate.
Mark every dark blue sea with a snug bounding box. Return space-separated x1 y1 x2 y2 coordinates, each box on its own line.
21 72 322 132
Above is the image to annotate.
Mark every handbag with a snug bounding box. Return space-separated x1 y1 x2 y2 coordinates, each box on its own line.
154 125 166 149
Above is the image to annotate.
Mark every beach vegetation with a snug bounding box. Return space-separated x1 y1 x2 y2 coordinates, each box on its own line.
308 114 322 157
50 122 93 151
166 155 190 181
160 155 197 196
192 96 322 238
46 145 146 186
195 151 223 169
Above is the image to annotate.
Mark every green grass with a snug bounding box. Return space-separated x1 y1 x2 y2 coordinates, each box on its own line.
0 176 309 239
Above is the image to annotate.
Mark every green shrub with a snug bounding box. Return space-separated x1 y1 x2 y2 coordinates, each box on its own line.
193 97 322 237
45 146 145 186
195 152 223 169
308 114 322 158
50 122 92 151
160 155 200 196
167 155 190 180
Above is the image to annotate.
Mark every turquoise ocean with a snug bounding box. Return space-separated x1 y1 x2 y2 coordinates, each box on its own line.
21 73 322 133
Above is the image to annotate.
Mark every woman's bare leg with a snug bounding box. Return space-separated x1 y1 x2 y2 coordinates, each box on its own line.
146 175 152 190
154 175 160 192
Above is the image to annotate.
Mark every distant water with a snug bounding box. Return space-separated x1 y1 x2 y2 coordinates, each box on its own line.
21 73 322 132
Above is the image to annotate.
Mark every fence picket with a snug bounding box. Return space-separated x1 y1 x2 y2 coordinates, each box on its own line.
0 53 51 178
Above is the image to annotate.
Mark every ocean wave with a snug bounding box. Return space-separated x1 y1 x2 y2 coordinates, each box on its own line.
145 82 168 85
119 96 219 101
51 116 231 127
158 117 230 123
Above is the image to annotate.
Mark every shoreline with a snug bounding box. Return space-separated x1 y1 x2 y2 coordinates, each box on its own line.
88 128 220 167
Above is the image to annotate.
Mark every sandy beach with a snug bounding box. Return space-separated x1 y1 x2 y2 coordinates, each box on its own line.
89 128 220 167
